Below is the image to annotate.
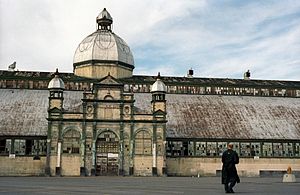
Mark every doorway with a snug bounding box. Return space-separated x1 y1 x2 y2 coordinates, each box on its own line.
96 132 119 176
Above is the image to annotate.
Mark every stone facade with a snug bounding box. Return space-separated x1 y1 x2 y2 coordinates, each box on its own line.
74 63 133 80
0 156 46 176
167 157 300 177
47 74 167 176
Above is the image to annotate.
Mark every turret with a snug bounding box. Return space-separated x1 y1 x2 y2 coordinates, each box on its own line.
48 69 65 110
151 72 167 113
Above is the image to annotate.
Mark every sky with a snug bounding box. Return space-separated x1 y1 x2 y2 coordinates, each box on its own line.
0 0 300 80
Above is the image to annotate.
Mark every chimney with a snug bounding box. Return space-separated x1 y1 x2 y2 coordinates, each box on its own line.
244 70 250 80
187 68 194 78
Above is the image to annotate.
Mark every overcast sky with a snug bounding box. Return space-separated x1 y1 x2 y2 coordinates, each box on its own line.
1 0 300 80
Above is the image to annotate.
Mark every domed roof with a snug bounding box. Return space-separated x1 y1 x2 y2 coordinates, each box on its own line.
73 31 134 66
73 8 134 68
48 69 65 89
151 73 166 93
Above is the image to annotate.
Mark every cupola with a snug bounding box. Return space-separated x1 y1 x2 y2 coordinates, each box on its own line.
151 73 167 93
96 8 113 31
73 8 134 79
48 69 65 90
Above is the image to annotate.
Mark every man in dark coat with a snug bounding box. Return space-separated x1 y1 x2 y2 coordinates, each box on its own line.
222 143 240 193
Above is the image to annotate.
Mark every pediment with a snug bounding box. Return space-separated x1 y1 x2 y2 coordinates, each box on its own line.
48 107 61 113
153 109 166 115
99 74 122 85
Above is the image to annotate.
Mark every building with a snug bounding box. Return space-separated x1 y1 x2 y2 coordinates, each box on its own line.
0 8 300 177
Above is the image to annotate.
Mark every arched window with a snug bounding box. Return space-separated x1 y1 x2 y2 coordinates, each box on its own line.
63 130 80 154
135 131 152 155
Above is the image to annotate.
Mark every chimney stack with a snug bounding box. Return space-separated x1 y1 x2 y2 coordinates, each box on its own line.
244 70 250 80
187 68 194 78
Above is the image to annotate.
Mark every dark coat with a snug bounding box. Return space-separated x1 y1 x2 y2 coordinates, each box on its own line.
221 149 240 184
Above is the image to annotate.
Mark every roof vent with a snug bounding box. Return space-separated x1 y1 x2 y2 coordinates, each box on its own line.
187 68 193 78
244 70 250 80
8 61 16 72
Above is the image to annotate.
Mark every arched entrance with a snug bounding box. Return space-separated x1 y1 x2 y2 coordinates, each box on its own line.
96 131 119 176
134 130 153 176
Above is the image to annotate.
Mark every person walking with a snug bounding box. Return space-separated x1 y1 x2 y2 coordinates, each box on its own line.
222 143 240 193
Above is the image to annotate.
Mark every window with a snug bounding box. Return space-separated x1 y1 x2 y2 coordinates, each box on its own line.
206 142 217 156
166 140 300 158
240 143 251 157
97 132 119 154
195 142 206 156
217 142 227 156
273 143 283 157
0 139 11 154
262 142 272 157
295 143 300 157
188 141 194 156
167 141 185 156
135 131 152 155
251 143 261 157
63 130 80 154
14 139 26 155
283 143 293 157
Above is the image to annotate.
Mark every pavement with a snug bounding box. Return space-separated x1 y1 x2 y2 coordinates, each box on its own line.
0 176 299 195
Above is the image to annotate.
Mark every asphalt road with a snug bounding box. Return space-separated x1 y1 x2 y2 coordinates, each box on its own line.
0 176 299 195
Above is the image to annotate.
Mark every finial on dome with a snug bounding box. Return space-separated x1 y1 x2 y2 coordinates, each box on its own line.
48 69 65 89
55 68 59 75
151 73 166 93
96 8 113 31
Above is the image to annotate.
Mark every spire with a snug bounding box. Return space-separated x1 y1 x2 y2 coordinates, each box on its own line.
96 8 113 31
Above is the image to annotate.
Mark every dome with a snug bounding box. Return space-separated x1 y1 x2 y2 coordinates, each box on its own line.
48 70 65 89
73 8 134 79
73 31 134 66
151 75 166 93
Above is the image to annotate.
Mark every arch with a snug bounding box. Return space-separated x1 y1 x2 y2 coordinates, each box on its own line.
134 129 152 155
96 129 120 140
134 128 152 139
62 126 82 138
62 127 81 154
104 95 114 100
95 129 119 176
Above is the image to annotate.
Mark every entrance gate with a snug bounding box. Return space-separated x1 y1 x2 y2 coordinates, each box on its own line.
96 132 119 176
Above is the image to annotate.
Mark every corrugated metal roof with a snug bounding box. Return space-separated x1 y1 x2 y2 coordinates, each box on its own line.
0 89 299 140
